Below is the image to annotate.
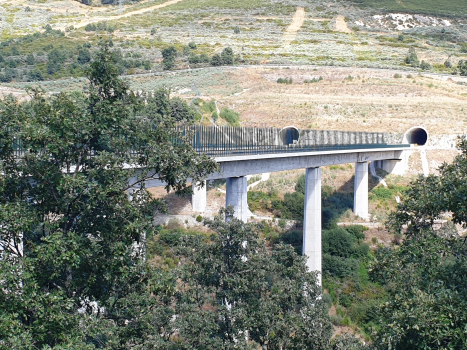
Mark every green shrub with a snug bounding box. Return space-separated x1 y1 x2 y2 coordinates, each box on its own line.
459 59 467 76
211 111 218 123
420 60 432 70
394 73 402 78
345 225 367 242
248 190 279 212
405 47 419 67
211 54 222 66
304 76 323 83
370 186 393 200
277 77 293 84
161 45 177 70
159 229 183 246
281 192 305 220
323 254 358 278
84 23 97 32
201 100 216 113
353 243 370 259
196 215 203 222
221 47 234 65
323 228 355 258
278 219 286 229
279 230 303 254
220 107 240 126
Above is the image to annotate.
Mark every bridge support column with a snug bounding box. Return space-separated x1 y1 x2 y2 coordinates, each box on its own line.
354 161 369 219
192 181 207 213
303 167 322 286
226 176 248 222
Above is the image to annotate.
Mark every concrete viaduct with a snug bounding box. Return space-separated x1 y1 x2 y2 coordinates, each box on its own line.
134 125 426 284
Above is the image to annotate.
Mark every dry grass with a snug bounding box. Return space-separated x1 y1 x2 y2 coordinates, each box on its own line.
205 66 467 136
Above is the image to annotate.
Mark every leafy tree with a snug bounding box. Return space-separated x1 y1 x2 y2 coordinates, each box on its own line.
323 228 355 258
142 59 151 70
211 53 223 66
458 59 467 76
221 47 234 65
84 23 97 31
405 46 419 67
188 53 200 64
27 68 43 81
161 45 177 70
199 53 210 63
0 41 217 348
26 53 35 65
372 137 467 349
346 225 367 243
170 208 333 349
0 68 13 82
77 48 91 64
46 48 66 74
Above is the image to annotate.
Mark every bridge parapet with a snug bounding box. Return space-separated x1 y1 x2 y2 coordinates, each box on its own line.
183 125 404 157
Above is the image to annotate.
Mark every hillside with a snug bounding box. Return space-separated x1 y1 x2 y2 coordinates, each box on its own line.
1 0 467 137
351 0 467 17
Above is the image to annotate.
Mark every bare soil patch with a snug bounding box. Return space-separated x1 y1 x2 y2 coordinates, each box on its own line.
282 7 306 47
332 15 353 34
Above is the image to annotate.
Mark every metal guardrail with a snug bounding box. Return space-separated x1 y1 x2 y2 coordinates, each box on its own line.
181 125 410 157
7 125 410 159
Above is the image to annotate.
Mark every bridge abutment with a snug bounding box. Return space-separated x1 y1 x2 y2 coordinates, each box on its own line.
226 176 248 222
354 161 369 219
192 181 207 212
302 167 322 286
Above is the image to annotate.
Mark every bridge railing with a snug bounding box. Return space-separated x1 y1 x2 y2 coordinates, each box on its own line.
6 126 409 159
180 125 408 157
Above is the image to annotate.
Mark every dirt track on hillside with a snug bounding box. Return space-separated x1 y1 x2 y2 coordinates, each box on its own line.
282 7 306 47
53 0 188 30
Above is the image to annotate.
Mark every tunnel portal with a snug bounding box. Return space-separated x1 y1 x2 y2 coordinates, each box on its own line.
280 126 300 145
406 127 428 146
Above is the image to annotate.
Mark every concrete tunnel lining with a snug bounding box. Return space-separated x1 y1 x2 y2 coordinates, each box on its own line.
405 127 428 146
280 126 300 145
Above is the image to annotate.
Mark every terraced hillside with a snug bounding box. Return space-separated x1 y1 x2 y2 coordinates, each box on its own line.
1 0 467 136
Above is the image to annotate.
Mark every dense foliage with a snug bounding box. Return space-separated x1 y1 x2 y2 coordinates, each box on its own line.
0 41 216 348
169 208 333 349
370 137 467 349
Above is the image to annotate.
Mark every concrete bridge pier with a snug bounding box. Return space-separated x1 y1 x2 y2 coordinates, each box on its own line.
354 161 369 219
192 181 207 212
226 176 248 222
302 167 322 286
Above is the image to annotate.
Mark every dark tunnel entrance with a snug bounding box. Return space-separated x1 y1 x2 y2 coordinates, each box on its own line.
281 127 299 145
407 128 428 146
